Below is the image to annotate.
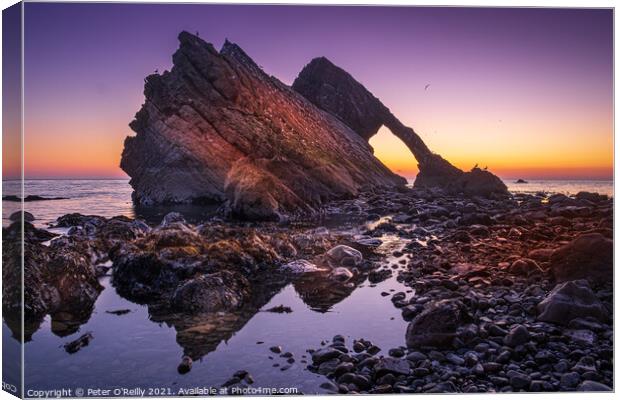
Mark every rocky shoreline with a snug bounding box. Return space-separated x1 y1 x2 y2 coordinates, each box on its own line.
302 190 613 393
2 187 613 392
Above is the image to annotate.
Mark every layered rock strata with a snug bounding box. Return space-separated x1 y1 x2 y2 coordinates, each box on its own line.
121 32 405 220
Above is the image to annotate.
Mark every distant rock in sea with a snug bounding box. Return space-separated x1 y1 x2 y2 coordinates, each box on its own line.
515 179 528 184
3 195 69 202
121 31 507 220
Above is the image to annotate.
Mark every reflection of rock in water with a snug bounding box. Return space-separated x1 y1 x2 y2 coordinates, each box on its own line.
146 277 288 361
2 313 42 343
292 272 367 313
50 308 98 337
106 213 348 361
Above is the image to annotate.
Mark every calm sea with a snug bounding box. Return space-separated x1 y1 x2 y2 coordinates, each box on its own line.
2 178 614 228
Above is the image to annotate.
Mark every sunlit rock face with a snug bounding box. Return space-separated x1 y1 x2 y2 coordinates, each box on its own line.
121 32 406 220
293 57 508 197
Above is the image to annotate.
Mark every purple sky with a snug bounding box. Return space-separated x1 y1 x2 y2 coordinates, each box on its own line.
20 4 613 179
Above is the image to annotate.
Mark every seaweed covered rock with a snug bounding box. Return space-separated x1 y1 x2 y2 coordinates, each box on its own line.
171 271 250 313
111 213 300 301
2 221 103 340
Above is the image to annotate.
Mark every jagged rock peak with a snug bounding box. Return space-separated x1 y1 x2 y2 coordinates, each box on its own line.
221 38 262 72
121 32 405 220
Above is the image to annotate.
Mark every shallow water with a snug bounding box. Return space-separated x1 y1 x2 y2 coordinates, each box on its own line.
9 232 411 395
3 178 613 228
2 179 219 228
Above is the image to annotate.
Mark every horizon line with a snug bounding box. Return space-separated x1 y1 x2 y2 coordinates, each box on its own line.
2 176 614 182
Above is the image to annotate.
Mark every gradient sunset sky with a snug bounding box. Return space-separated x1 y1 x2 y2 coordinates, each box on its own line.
12 4 613 180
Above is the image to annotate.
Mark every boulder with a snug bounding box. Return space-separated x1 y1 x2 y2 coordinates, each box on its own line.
577 381 612 391
549 233 612 285
575 191 608 203
508 258 543 276
2 221 103 340
120 32 405 220
373 357 411 377
405 300 470 348
171 271 250 313
9 211 35 222
329 267 354 281
503 324 530 347
326 245 363 267
311 347 344 364
537 280 608 324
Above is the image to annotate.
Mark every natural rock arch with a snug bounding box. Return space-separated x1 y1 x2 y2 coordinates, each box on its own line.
121 32 507 222
292 57 506 195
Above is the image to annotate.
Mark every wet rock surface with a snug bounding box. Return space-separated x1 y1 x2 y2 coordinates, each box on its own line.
2 221 104 340
549 233 612 285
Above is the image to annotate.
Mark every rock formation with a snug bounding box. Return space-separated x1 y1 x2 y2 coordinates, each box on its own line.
121 32 405 220
121 32 509 220
292 57 508 196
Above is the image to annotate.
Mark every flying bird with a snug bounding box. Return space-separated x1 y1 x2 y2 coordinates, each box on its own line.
424 84 431 91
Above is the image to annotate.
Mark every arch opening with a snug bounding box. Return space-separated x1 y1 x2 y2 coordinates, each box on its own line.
369 125 419 181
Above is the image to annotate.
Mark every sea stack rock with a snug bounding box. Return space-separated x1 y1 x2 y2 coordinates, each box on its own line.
121 32 405 220
292 57 508 197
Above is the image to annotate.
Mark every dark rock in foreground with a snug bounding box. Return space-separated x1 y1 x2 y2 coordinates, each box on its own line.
171 271 250 313
2 221 103 340
121 32 405 220
405 300 471 348
537 280 608 324
549 233 612 285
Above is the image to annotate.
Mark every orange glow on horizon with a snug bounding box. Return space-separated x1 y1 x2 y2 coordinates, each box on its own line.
369 125 612 180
